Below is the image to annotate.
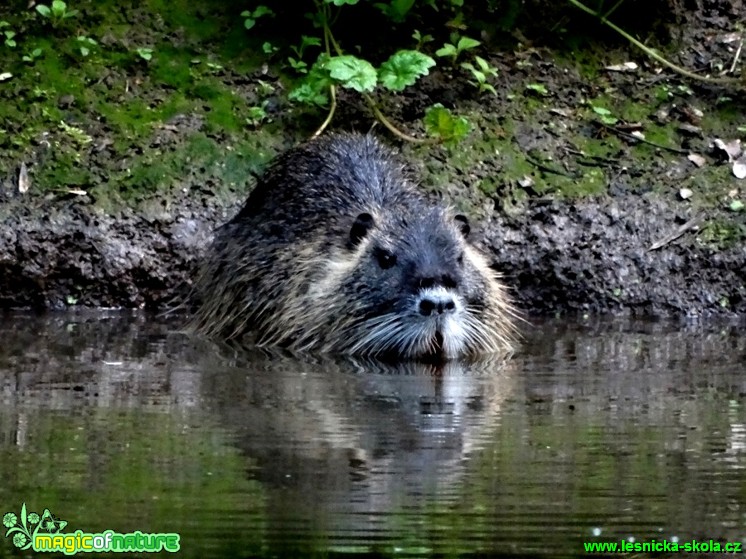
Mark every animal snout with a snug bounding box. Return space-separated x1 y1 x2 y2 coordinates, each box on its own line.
418 275 457 290
418 292 457 316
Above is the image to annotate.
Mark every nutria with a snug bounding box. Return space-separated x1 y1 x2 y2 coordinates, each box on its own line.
189 133 517 359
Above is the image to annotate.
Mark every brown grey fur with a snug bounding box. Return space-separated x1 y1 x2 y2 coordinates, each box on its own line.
189 133 517 359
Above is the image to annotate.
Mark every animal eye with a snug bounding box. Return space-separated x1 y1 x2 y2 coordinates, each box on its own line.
454 214 470 238
350 212 375 247
457 252 464 264
374 248 397 270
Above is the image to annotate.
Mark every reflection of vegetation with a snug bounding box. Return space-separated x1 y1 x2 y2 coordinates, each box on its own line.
0 409 266 558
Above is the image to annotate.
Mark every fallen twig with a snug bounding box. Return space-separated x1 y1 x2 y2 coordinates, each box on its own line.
598 122 690 155
649 216 704 250
567 0 743 86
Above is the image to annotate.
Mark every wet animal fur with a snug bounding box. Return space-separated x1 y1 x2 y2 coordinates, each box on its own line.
189 133 517 359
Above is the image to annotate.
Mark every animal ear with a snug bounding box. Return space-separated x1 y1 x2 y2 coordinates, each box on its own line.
350 212 375 247
454 214 470 238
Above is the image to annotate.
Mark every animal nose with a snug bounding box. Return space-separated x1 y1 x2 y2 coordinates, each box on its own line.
419 294 457 316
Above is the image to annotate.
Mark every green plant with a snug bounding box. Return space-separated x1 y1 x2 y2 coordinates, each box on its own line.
461 56 498 95
135 47 153 61
591 105 618 125
22 48 43 63
525 83 549 96
287 57 308 73
412 29 434 51
291 35 321 59
262 41 278 55
251 0 472 143
435 34 480 64
35 0 78 25
76 35 96 57
287 35 322 74
241 5 274 30
378 50 435 91
0 22 16 48
59 120 92 147
246 100 269 127
423 104 470 144
286 0 449 142
256 79 275 96
374 0 416 23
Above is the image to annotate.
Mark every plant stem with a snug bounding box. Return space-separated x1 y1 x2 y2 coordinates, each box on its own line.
567 0 741 85
312 83 337 138
314 2 430 143
363 94 432 144
313 3 336 138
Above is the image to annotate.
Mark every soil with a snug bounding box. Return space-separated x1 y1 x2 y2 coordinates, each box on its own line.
0 0 744 318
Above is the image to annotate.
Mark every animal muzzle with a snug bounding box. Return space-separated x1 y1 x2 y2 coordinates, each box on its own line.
416 287 459 317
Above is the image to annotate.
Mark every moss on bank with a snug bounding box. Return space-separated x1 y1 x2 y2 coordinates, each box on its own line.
0 0 743 252
0 0 278 205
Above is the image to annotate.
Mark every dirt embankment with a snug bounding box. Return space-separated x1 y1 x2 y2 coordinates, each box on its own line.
0 1 744 317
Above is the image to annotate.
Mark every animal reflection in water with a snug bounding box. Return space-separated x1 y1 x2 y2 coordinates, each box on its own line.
199 350 516 538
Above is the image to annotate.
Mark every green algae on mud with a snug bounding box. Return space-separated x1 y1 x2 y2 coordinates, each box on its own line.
0 0 274 204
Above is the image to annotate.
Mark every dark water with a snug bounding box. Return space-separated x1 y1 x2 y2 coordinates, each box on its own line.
0 312 744 558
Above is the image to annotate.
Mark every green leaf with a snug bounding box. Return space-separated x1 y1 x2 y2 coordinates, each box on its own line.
591 105 611 116
32 48 42 57
80 46 89 56
461 62 483 82
289 82 328 106
36 5 51 17
525 83 548 96
252 5 274 18
51 0 66 17
289 56 332 106
375 0 416 23
474 56 497 77
423 103 470 143
63 9 78 19
325 55 377 93
300 35 321 49
481 83 497 95
244 18 255 30
729 200 744 212
435 44 456 58
288 56 308 73
456 36 480 51
378 50 435 91
136 47 153 61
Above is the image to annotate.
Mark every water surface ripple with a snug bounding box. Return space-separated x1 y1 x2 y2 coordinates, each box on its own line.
0 312 744 557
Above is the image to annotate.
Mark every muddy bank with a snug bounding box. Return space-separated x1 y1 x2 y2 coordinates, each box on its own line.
0 185 743 317
0 0 744 318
